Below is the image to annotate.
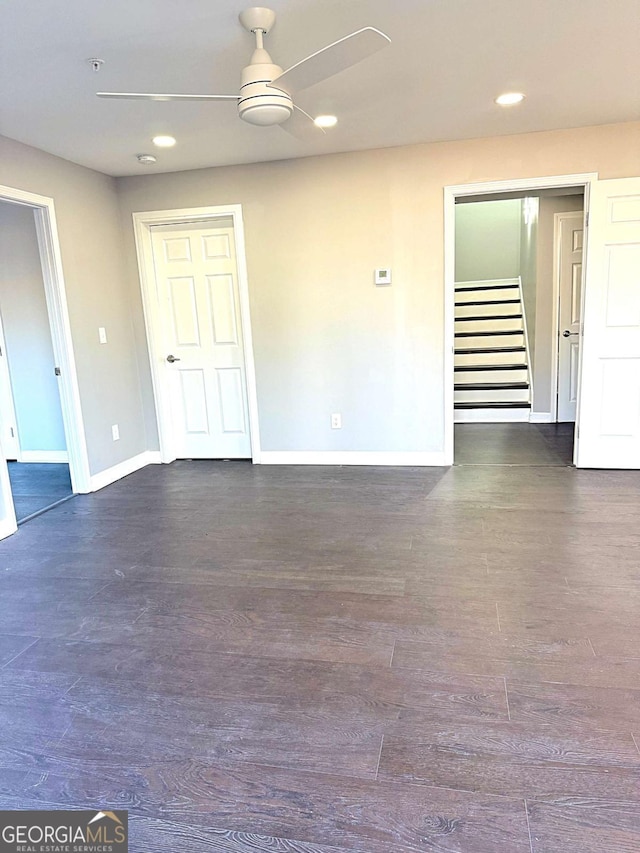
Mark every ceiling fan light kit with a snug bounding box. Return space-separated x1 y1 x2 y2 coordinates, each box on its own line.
97 6 390 135
238 7 292 126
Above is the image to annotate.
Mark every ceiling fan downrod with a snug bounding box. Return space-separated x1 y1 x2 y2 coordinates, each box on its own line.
238 8 293 126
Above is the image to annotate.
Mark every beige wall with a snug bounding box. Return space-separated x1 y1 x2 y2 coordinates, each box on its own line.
0 135 147 474
0 202 66 453
519 199 538 356
116 121 640 456
455 199 522 283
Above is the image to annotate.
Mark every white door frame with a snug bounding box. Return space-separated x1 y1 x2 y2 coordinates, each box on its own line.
444 172 598 466
0 185 91 534
0 308 21 461
551 209 585 422
133 204 261 464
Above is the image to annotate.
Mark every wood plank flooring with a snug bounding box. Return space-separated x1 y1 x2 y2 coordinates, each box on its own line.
7 461 73 522
1 430 639 851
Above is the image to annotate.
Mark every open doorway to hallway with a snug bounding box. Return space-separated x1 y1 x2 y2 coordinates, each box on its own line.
452 187 584 465
0 201 73 521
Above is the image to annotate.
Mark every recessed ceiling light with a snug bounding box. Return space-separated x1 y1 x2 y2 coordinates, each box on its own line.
314 115 338 128
152 135 177 147
137 154 157 165
495 92 525 106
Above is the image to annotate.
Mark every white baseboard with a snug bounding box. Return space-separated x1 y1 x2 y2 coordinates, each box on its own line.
19 450 69 463
529 412 554 423
259 451 447 466
89 450 162 492
455 409 531 423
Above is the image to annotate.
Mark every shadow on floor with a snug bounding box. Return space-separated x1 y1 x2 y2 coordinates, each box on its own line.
7 462 74 522
454 422 574 466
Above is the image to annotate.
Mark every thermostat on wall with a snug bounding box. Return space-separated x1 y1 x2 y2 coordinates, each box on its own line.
375 268 392 286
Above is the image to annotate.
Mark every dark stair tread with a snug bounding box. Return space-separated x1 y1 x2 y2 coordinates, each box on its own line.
455 345 526 354
455 381 529 390
455 299 521 307
455 283 519 292
454 363 527 372
455 329 523 337
455 314 523 322
455 401 532 409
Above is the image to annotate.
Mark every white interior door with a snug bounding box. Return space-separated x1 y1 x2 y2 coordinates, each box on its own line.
151 221 252 459
0 311 20 459
576 177 640 468
556 212 584 422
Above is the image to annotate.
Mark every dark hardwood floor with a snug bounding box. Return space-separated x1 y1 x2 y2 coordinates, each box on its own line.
454 422 575 466
7 461 73 522
1 437 639 852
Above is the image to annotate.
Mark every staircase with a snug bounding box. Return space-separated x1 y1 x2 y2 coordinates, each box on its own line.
454 277 532 422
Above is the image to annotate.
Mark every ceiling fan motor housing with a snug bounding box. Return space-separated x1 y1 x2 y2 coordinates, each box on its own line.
238 62 292 126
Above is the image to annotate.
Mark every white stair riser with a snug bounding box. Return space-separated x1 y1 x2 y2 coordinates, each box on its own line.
455 317 523 333
455 387 530 403
455 351 525 367
454 278 532 417
455 368 529 384
455 302 521 319
455 333 524 348
455 286 520 304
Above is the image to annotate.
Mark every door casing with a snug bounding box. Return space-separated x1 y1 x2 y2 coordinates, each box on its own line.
133 204 261 464
444 173 598 466
0 309 21 460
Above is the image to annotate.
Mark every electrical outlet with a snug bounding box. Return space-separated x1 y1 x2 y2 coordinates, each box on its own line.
111 424 120 441
99 327 107 344
331 413 342 429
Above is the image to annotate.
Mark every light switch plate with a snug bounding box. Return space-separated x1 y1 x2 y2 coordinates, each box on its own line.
99 327 107 344
375 268 391 286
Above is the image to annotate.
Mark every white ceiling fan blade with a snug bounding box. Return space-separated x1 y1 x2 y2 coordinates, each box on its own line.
268 27 390 94
279 105 326 140
96 92 238 102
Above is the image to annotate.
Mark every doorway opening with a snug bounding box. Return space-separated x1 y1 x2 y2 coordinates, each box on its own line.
0 201 74 521
444 174 595 467
0 185 90 539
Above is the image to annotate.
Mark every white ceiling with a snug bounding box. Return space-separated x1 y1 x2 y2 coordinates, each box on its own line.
1 0 639 177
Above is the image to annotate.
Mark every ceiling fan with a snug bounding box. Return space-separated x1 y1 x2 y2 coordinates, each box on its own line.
97 6 391 135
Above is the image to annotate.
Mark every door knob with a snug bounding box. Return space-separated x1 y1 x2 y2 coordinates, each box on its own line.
166 354 181 363
562 330 579 337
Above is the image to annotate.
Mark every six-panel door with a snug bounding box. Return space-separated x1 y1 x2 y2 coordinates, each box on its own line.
150 222 252 459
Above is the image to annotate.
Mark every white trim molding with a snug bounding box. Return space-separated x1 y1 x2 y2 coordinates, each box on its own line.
0 453 17 540
529 412 554 424
20 450 69 463
444 173 598 463
0 516 17 541
259 451 447 466
132 204 261 465
89 451 161 492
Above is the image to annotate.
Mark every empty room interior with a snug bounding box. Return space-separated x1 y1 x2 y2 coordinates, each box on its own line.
0 2 639 852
